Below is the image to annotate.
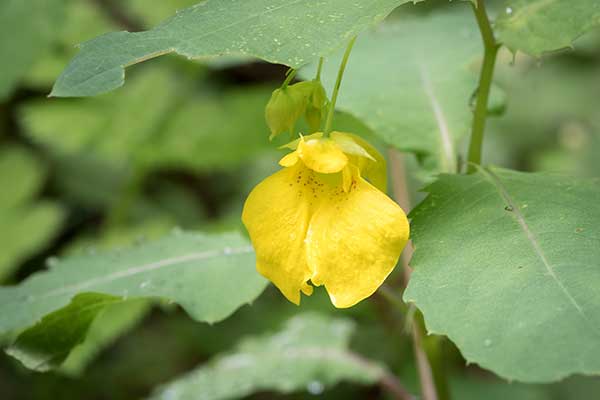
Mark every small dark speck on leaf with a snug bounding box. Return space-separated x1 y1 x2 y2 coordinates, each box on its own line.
504 205 514 212
575 227 584 233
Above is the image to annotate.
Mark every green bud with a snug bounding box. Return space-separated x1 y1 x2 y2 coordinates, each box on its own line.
265 80 329 139
265 85 308 140
309 80 327 109
305 104 323 133
303 80 328 132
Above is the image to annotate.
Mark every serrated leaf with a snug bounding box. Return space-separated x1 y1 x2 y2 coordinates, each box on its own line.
0 231 267 366
495 0 600 56
50 0 412 97
314 4 483 173
0 147 64 281
404 166 600 382
149 313 386 400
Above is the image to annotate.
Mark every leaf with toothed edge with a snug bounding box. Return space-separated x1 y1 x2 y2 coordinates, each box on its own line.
0 231 267 370
51 0 415 97
404 166 600 382
495 0 600 57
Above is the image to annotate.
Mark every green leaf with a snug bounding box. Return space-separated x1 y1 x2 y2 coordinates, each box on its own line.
22 67 274 172
489 55 600 177
22 67 180 169
50 0 412 97
149 313 386 399
495 0 600 56
451 376 547 400
0 147 64 281
0 0 63 98
60 298 151 376
314 4 483 173
0 231 267 365
126 0 203 26
0 147 43 208
51 224 173 375
25 0 200 89
6 293 122 371
404 166 600 382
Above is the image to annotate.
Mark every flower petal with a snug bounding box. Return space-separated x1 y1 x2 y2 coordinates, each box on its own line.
333 132 388 193
306 177 409 308
279 132 323 150
279 152 299 167
297 138 348 174
331 131 375 161
242 164 318 304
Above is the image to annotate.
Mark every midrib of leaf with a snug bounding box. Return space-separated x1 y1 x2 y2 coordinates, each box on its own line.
418 61 456 173
22 246 253 303
479 167 598 334
280 347 384 377
224 346 385 376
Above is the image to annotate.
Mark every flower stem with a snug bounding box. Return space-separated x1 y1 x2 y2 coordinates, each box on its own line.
281 68 297 89
324 36 357 136
316 57 324 81
466 0 500 173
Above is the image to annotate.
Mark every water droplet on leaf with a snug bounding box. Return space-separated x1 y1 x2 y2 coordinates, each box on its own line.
307 380 325 395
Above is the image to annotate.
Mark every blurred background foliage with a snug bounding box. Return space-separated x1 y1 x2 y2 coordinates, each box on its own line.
0 0 598 399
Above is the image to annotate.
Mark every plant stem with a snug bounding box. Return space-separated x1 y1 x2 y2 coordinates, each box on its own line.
466 0 500 173
324 36 357 136
379 284 408 313
315 57 324 81
389 150 449 400
281 68 297 89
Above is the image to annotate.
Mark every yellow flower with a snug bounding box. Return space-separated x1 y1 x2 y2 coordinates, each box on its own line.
242 132 409 308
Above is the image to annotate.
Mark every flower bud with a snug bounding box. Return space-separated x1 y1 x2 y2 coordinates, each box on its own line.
265 85 307 140
302 80 327 132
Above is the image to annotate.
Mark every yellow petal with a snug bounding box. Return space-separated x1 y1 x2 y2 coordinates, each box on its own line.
279 132 323 150
331 131 375 161
279 152 299 167
297 138 348 174
333 132 388 193
306 178 409 308
242 164 320 304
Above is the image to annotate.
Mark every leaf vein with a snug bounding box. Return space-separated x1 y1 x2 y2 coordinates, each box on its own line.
28 246 254 302
480 167 596 333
